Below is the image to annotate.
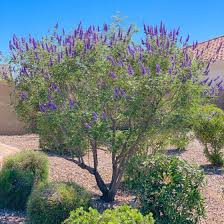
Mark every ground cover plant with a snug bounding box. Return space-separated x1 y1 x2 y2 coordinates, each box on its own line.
27 182 91 224
0 168 34 210
9 20 223 202
124 154 205 224
0 151 48 210
194 104 224 166
2 150 49 183
64 205 155 224
63 205 155 224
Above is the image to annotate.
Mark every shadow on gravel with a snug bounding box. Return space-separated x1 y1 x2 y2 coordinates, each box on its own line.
200 164 224 175
166 148 187 156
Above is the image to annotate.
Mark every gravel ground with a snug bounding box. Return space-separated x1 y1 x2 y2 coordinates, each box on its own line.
0 209 25 224
0 135 223 224
168 139 224 224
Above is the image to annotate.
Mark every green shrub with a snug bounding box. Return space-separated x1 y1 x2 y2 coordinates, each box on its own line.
27 182 91 224
124 154 205 224
2 150 49 183
0 168 34 210
64 205 154 224
0 151 49 210
11 21 210 202
194 105 224 166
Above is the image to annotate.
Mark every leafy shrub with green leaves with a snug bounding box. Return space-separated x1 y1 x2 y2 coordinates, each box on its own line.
0 168 34 210
10 20 213 202
0 151 49 210
64 205 154 224
194 105 224 166
2 150 49 183
124 154 205 224
27 182 91 224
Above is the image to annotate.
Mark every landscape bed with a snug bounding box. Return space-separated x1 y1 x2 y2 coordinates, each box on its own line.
0 134 223 224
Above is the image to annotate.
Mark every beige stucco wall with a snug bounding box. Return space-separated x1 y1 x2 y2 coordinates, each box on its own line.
208 61 224 109
0 81 27 135
209 61 224 80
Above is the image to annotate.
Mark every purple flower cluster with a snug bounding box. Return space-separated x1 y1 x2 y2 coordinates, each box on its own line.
108 71 116 79
92 112 98 121
10 23 133 74
102 112 107 120
156 64 161 73
20 91 28 100
127 64 134 76
69 98 75 109
114 87 126 99
39 101 57 112
10 21 224 108
83 111 101 129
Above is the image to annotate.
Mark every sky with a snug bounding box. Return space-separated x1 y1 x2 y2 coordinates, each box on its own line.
1 0 224 57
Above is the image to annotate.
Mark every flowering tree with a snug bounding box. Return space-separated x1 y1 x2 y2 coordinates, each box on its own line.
9 22 215 201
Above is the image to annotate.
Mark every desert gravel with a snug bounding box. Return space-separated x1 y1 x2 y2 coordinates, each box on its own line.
0 135 223 224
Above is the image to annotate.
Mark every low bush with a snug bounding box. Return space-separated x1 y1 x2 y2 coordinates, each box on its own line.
0 150 49 210
64 205 154 224
27 182 91 224
2 150 49 183
0 168 34 210
194 105 224 166
124 154 205 224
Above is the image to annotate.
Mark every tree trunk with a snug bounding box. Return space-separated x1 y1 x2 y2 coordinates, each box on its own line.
101 189 116 202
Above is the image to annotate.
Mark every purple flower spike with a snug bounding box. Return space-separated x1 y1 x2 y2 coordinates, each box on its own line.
118 59 124 67
156 37 160 47
9 40 13 51
144 24 147 34
84 123 91 129
47 95 52 100
217 80 223 87
185 34 190 43
102 112 107 120
146 42 152 52
33 39 37 49
108 71 116 79
26 43 29 51
138 53 143 62
57 53 61 63
50 82 58 91
216 42 223 54
128 46 135 59
103 24 108 32
20 91 28 100
35 52 39 60
92 112 98 121
159 21 163 34
120 88 126 97
156 64 161 73
168 68 172 75
69 98 75 109
49 58 53 66
127 25 132 35
114 87 120 98
140 63 147 75
201 77 209 84
47 102 57 110
180 36 182 43
208 80 213 87
127 64 134 76
106 56 116 66
39 104 46 113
